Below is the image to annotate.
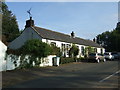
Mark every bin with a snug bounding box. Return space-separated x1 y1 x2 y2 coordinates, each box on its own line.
53 57 60 66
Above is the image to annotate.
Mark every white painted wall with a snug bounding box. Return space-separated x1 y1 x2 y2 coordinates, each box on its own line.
3 54 56 71
42 38 105 57
103 48 105 53
42 39 73 57
0 41 7 71
40 55 56 67
8 27 42 49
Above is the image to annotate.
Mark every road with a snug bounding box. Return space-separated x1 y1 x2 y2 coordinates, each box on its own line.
3 60 120 88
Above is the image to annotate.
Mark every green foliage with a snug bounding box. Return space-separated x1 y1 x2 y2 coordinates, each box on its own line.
7 39 52 69
76 57 87 62
50 44 62 57
96 27 120 52
20 39 51 58
85 46 95 57
60 57 75 64
18 55 40 69
1 2 20 43
69 44 79 57
7 39 62 69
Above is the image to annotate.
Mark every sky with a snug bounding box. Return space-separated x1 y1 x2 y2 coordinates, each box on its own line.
6 2 118 40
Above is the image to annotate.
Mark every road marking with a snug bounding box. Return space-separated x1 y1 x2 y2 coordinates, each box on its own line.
99 70 120 83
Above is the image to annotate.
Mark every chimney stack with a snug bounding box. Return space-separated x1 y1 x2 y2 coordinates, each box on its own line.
25 17 34 28
71 31 75 38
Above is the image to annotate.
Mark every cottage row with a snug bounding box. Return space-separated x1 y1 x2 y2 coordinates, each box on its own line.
0 17 105 71
9 17 105 57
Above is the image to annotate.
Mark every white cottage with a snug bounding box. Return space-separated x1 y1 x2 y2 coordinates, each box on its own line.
8 17 105 58
0 40 7 71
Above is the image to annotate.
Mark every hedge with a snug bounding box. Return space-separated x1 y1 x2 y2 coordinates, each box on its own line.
60 57 89 64
60 57 76 64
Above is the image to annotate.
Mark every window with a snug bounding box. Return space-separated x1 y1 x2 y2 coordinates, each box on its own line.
66 44 71 55
66 44 70 50
94 48 97 53
51 42 56 46
61 43 65 51
101 49 103 54
46 39 48 43
81 46 85 56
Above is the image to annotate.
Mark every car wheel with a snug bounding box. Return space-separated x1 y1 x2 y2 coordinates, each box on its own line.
103 59 106 62
97 59 100 63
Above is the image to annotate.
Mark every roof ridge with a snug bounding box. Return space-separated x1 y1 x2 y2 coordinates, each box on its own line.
34 26 71 37
34 26 91 41
32 26 102 48
31 26 44 38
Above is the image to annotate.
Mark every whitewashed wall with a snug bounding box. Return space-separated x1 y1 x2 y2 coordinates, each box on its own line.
8 27 42 49
3 54 56 71
40 55 56 67
42 39 79 57
97 48 105 54
0 41 7 71
42 38 105 58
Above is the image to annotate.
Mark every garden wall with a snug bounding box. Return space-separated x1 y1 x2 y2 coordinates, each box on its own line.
1 54 56 71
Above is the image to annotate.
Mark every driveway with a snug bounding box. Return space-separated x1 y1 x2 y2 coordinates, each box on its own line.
2 60 119 88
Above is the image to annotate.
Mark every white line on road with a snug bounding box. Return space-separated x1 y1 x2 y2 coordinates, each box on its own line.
99 70 120 83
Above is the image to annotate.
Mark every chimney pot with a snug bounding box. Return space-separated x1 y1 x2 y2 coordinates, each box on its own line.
25 17 34 28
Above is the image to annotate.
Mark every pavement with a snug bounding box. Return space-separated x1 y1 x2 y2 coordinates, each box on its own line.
2 60 120 88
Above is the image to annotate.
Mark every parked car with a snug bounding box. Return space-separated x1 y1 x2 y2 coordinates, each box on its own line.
88 53 106 63
118 52 120 59
104 52 114 60
111 52 119 60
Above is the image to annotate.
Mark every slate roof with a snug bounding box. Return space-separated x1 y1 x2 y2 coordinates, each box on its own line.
32 26 103 48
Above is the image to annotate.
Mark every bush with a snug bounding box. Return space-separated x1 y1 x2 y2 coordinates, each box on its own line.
50 44 62 57
7 39 52 68
60 57 75 64
20 39 51 58
77 57 88 62
69 44 79 58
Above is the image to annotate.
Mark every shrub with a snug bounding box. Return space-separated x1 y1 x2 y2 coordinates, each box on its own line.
7 39 52 68
50 44 62 57
77 57 88 62
69 44 79 58
60 57 75 64
20 39 51 58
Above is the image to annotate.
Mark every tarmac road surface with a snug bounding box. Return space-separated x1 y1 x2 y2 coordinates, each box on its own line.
3 60 120 88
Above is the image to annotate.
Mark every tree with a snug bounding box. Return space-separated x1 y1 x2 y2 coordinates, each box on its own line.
85 46 95 57
1 2 20 44
96 23 120 52
69 44 79 58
